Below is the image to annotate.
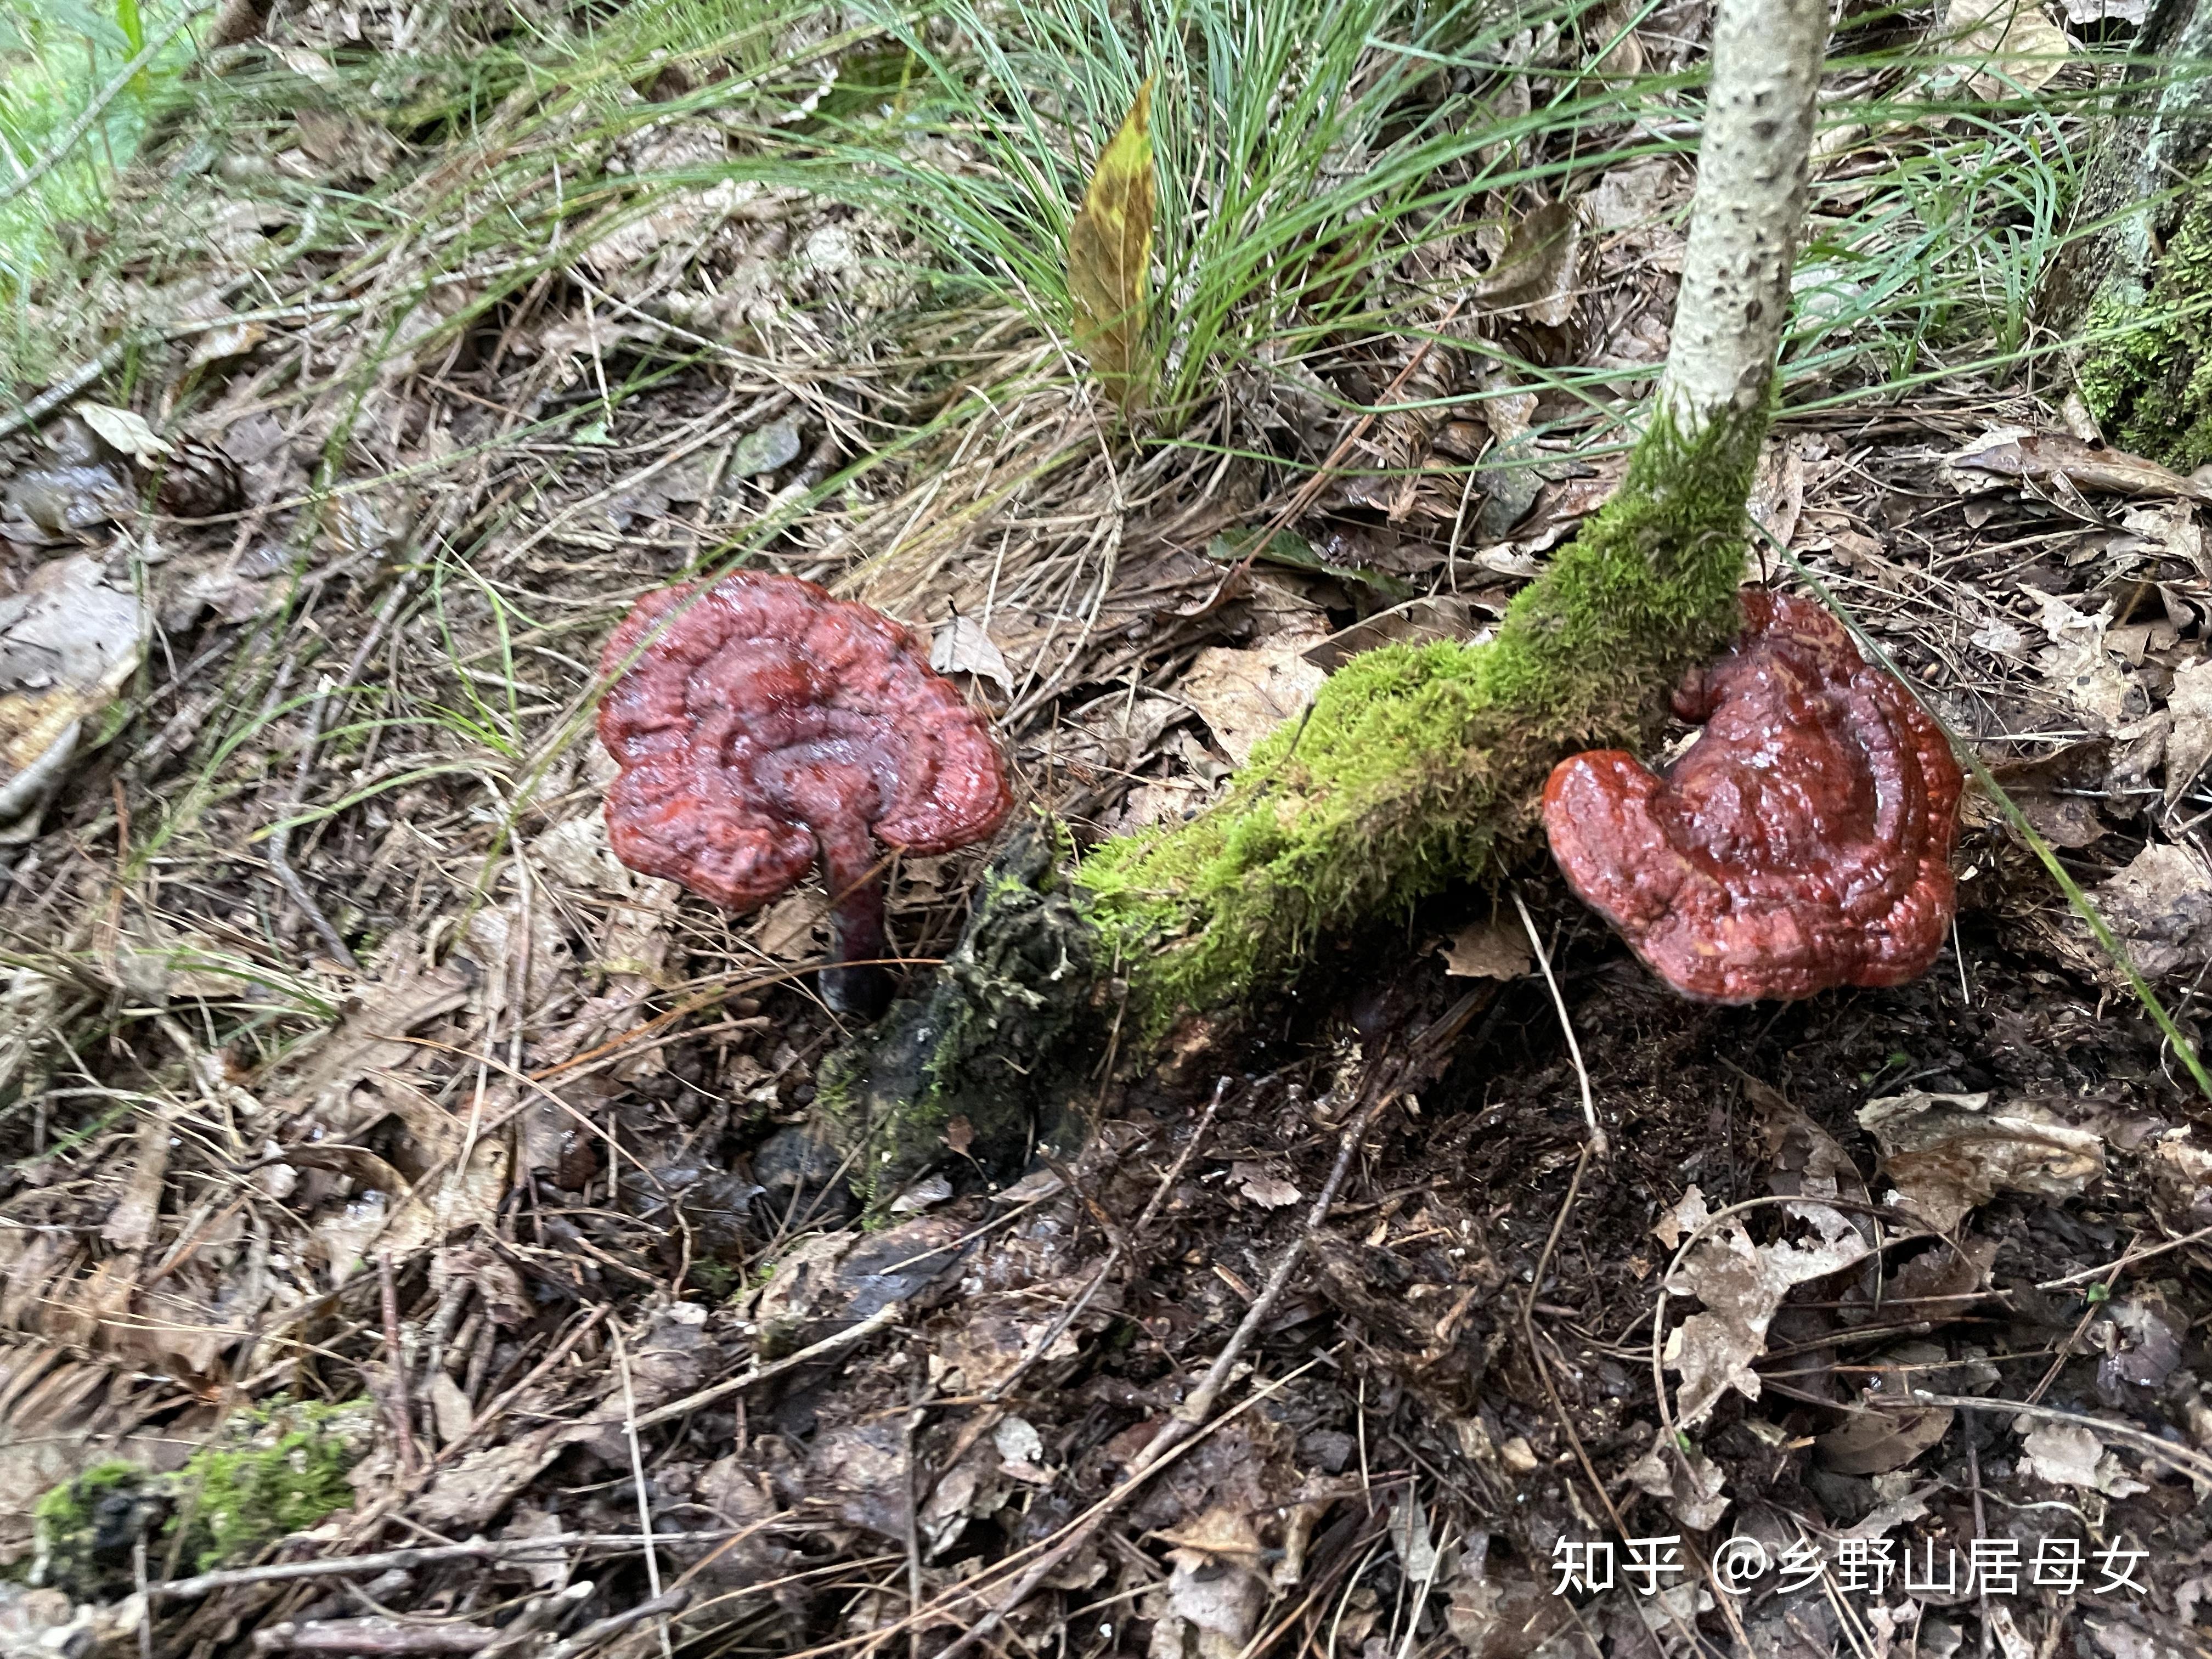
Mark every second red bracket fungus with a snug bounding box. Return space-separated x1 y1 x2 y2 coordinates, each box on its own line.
596 572 1014 1018
1541 588 1963 1003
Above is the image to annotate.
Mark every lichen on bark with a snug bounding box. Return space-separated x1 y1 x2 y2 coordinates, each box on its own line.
2076 191 2212 467
2048 2 2212 466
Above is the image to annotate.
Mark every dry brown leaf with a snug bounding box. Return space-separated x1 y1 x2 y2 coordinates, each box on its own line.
1946 0 2073 97
1159 1504 1267 1659
1176 645 1328 765
1980 738 2113 849
1951 428 2211 501
929 614 1013 695
1627 1432 1731 1530
1438 919 1531 980
2093 840 2212 978
1232 1164 1301 1209
751 890 826 961
2023 588 2138 728
184 318 267 372
269 938 472 1128
75 402 168 460
1066 80 1154 413
2019 1421 2148 1497
1858 1091 2105 1232
1816 1400 1955 1475
2163 656 2212 804
415 1425 578 1531
100 1100 182 1252
1302 596 1491 671
1663 1194 1871 1427
1473 200 1580 323
0 555 151 839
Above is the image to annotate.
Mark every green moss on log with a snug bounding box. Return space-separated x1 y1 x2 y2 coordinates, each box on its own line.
2076 192 2212 470
1076 403 1768 1033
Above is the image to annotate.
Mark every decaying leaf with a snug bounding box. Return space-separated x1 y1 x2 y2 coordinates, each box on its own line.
100 1098 184 1252
2092 840 2212 979
1176 644 1327 765
1158 1505 1267 1659
732 417 803 476
1978 738 2113 849
1817 1400 1955 1475
930 614 1013 694
1950 428 2211 501
2019 1421 2148 1497
1232 1163 1301 1209
1303 596 1489 671
1472 200 1581 323
1446 1552 1570 1659
1812 1343 1957 1475
74 401 169 461
2098 1296 2185 1400
2022 588 2138 729
2163 656 2212 805
0 554 152 840
1628 1432 1731 1530
1066 79 1154 414
1945 0 2073 98
1438 918 1532 981
1662 1190 1872 1427
265 937 473 1127
1858 1091 2104 1233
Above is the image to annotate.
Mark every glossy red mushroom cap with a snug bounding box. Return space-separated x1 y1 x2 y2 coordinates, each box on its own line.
1541 588 1962 1003
597 572 1012 1011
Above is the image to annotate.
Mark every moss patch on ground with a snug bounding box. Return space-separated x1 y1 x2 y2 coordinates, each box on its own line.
2076 191 2212 470
170 1398 369 1573
31 1398 373 1596
1076 402 1768 1034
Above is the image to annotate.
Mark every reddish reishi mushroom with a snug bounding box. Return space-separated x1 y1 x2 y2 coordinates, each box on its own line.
1541 588 1962 1003
596 571 1013 1016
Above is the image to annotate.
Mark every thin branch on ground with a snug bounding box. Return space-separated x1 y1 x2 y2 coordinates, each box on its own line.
1911 1392 2212 1486
630 1302 901 1431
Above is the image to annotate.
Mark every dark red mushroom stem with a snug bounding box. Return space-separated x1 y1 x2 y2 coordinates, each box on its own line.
819 828 891 1019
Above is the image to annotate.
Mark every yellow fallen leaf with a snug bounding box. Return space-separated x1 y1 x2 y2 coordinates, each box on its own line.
1066 78 1154 416
1946 0 2070 98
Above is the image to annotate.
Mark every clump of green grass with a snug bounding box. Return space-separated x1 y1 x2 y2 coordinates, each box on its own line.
0 0 204 380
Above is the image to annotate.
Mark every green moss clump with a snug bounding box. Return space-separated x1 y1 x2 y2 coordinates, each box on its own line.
1077 403 1768 1033
2076 192 2212 469
31 1460 161 1598
171 1398 369 1573
31 1398 373 1595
